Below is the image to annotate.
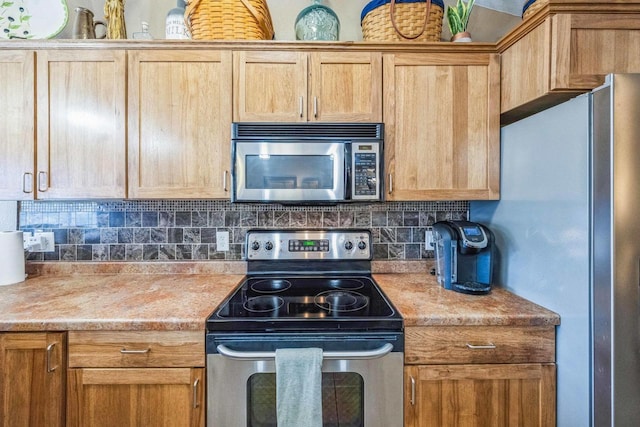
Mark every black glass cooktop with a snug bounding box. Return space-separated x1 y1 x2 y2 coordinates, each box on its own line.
207 275 402 333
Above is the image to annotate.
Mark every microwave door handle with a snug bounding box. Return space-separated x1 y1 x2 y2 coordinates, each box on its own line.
216 343 393 361
345 143 352 199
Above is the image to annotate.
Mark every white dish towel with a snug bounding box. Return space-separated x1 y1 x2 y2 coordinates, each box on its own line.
275 347 323 427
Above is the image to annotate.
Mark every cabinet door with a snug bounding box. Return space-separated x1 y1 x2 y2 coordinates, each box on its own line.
383 53 500 201
36 50 126 199
128 50 232 199
0 51 35 200
501 13 640 124
0 332 66 427
309 52 382 122
233 51 307 122
405 364 556 427
67 367 205 427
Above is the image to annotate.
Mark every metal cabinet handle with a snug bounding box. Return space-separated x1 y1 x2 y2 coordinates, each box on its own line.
388 174 393 194
120 348 151 354
217 343 393 361
299 96 304 118
23 172 33 193
410 375 416 406
313 97 318 118
223 170 228 192
37 171 48 192
466 343 497 350
46 343 57 373
193 378 200 409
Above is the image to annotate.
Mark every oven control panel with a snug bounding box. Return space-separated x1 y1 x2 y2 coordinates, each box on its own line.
246 230 371 260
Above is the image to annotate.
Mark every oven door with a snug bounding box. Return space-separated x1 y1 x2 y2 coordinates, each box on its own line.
232 141 346 202
207 335 403 427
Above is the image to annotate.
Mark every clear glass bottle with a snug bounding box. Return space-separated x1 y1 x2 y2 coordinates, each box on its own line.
132 21 153 40
166 0 190 40
294 0 339 41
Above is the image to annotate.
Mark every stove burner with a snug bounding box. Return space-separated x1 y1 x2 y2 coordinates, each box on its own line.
244 296 284 313
250 279 292 294
328 278 365 291
314 290 369 313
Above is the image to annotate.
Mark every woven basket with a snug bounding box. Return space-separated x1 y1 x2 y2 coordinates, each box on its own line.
522 0 546 19
185 0 274 40
361 0 444 42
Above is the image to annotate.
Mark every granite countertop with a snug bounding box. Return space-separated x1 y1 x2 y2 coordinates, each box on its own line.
0 272 244 332
0 263 559 332
374 274 560 327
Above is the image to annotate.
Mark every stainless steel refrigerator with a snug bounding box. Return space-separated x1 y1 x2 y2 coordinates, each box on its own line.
471 74 640 427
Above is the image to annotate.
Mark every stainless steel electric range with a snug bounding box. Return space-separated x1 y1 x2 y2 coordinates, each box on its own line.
206 229 404 427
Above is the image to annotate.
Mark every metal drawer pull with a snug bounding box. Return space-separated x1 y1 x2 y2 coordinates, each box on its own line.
120 347 151 354
46 342 57 373
223 170 228 192
410 376 416 406
23 172 33 193
193 378 200 409
388 174 393 194
217 343 393 361
313 97 318 118
299 96 304 118
466 343 496 350
37 171 48 192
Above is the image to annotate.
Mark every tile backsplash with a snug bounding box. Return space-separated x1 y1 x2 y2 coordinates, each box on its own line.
19 200 468 262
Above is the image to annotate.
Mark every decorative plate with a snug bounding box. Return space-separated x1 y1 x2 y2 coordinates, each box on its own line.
0 0 68 39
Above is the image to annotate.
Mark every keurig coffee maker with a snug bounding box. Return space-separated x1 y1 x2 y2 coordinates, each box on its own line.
432 220 494 295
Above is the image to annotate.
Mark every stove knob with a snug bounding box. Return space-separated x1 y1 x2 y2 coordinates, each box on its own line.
265 241 274 251
358 241 367 251
251 241 260 251
344 241 354 251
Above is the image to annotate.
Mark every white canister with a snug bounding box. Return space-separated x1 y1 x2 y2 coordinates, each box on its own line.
0 231 26 286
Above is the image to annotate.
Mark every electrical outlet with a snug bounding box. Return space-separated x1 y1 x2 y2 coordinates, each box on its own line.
216 231 230 252
24 231 55 252
37 232 55 252
425 227 434 250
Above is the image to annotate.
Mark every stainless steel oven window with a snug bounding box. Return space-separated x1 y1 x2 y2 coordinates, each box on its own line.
207 353 403 427
247 372 364 427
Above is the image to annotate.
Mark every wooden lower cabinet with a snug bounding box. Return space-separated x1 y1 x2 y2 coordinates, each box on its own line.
404 325 556 427
66 330 205 427
66 367 205 427
0 332 66 427
404 363 556 427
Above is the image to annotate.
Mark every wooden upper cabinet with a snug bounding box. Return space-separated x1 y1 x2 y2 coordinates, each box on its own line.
0 51 35 200
309 52 382 122
501 12 640 124
128 50 232 199
36 50 126 199
0 332 66 427
383 52 501 201
234 50 382 122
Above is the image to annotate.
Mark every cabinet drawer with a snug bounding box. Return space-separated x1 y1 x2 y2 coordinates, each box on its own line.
405 325 555 365
68 331 204 368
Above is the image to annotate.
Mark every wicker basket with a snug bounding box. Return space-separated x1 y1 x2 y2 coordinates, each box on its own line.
361 0 444 42
522 0 546 19
185 0 274 40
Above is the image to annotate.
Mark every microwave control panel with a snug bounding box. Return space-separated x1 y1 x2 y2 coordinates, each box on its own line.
352 142 381 200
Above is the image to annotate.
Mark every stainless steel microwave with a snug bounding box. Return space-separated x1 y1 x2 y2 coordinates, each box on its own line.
231 123 384 203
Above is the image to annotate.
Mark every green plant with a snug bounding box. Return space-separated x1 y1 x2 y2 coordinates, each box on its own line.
446 0 475 35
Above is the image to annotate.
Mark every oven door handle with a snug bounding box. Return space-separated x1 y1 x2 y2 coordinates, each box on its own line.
216 343 394 361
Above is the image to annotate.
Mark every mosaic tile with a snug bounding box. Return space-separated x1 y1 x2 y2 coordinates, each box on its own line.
18 200 468 262
176 212 192 227
142 212 159 227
